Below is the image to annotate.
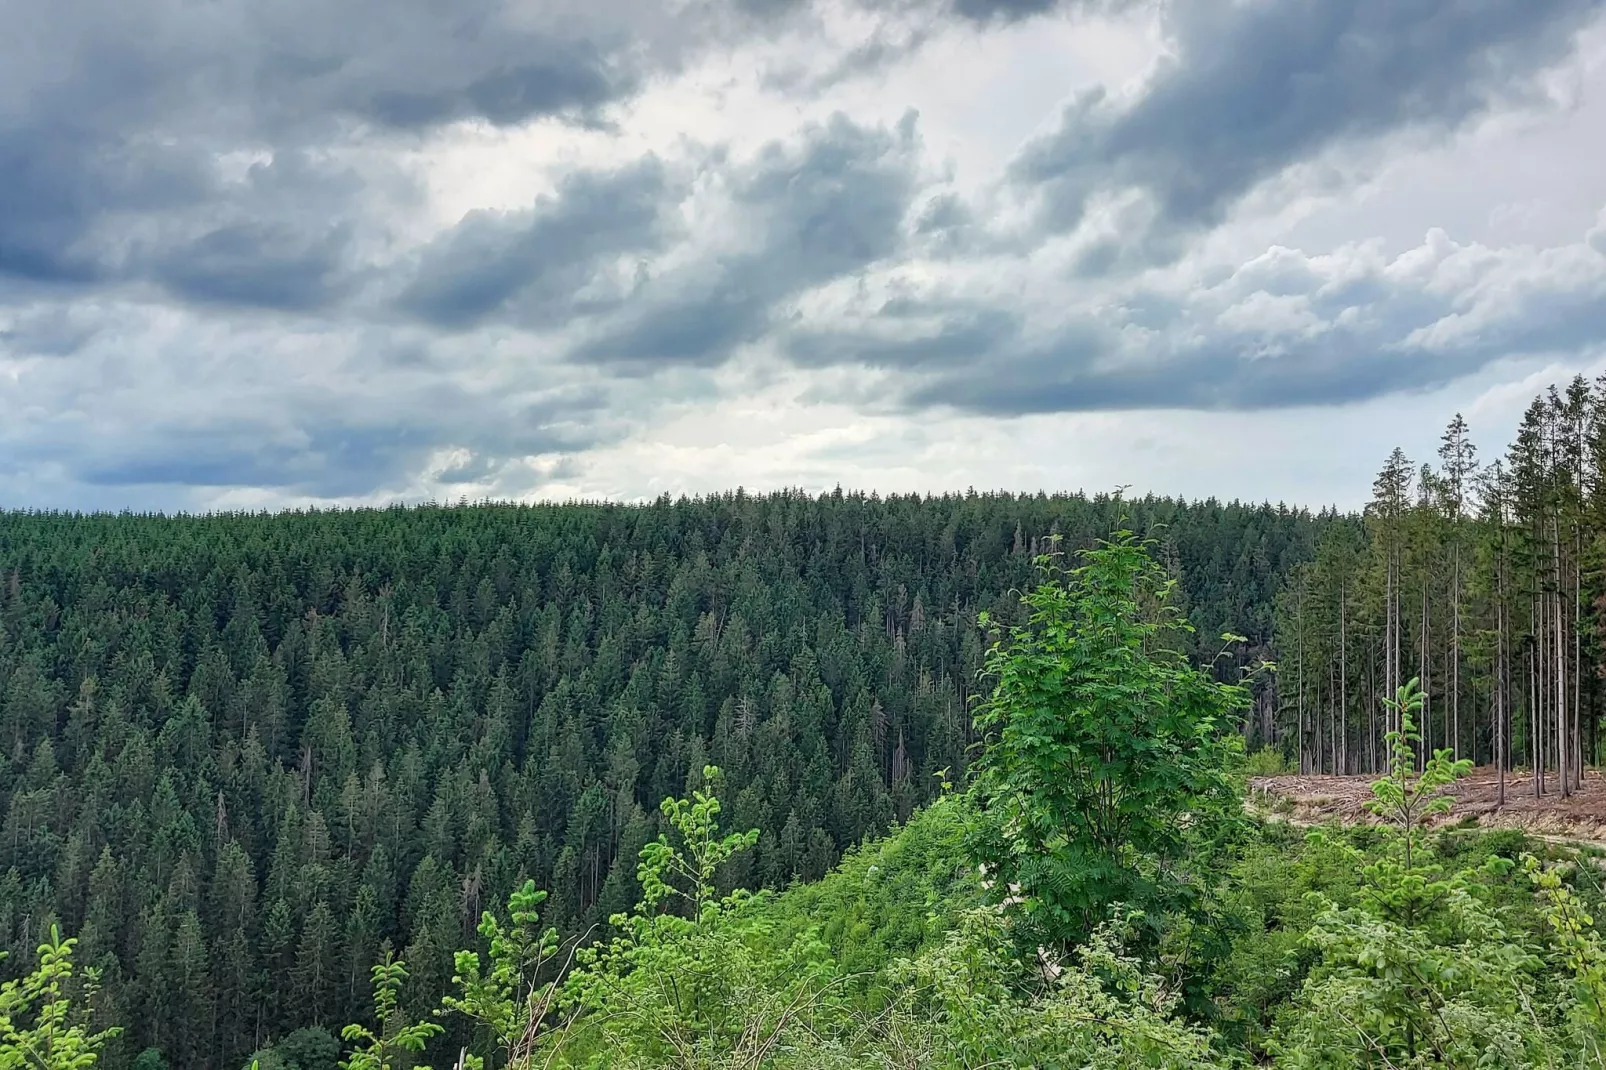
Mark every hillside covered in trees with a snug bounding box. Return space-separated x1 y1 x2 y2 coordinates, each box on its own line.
0 492 1320 1069
9 516 1606 1070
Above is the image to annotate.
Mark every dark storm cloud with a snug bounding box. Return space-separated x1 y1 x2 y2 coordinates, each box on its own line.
73 425 436 496
783 217 1606 417
572 111 923 368
0 125 213 287
4 0 1604 505
0 0 712 310
1009 0 1603 253
788 305 1024 369
351 48 627 132
951 0 1071 21
843 0 1134 25
9 1 658 141
59 371 611 498
151 222 358 312
398 158 675 330
0 126 382 311
917 260 1606 416
0 307 105 358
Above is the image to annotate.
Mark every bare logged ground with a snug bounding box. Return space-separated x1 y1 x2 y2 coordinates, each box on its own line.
1250 767 1606 848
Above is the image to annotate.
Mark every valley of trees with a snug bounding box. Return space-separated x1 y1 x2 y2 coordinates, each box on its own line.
6 514 1606 1069
1275 375 1606 795
0 491 1317 1069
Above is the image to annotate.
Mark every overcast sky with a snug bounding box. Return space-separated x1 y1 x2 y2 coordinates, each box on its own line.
3 0 1605 513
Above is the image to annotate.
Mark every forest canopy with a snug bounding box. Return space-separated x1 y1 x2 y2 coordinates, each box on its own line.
0 490 1315 1068
6 502 1606 1070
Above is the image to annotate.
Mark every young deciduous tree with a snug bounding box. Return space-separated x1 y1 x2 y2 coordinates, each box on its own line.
556 767 839 1070
967 525 1253 946
1272 681 1550 1067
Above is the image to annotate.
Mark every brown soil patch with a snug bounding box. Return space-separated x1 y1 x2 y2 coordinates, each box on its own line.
1249 768 1606 849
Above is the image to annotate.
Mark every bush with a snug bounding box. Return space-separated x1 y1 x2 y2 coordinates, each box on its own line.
1243 745 1294 777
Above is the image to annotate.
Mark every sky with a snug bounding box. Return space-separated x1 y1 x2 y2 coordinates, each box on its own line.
3 0 1606 514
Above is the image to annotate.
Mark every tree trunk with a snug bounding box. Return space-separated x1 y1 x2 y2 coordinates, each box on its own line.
1556 514 1569 797
1452 538 1461 761
1497 580 1507 807
1297 584 1307 775
1339 581 1349 776
1421 584 1431 770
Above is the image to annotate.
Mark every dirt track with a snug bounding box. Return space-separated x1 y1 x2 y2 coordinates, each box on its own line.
1249 767 1606 848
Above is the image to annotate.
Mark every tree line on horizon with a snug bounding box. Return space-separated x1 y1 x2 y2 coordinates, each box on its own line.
1274 374 1606 799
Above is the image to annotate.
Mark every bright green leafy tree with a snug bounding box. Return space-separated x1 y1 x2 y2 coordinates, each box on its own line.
558 767 838 1069
0 926 120 1070
1525 854 1606 1066
440 881 561 1069
967 526 1251 945
338 951 441 1070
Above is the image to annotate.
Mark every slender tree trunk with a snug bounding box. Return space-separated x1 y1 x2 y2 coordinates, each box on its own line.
1532 642 1543 798
1556 515 1567 796
1329 657 1338 775
1497 582 1507 806
1452 537 1461 761
1297 584 1307 775
1394 551 1401 734
1574 539 1583 789
1311 667 1320 775
1369 642 1378 774
1421 584 1431 770
1339 581 1349 776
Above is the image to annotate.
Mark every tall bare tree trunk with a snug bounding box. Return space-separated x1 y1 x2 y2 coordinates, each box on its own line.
1339 581 1349 776
1497 582 1507 806
1421 585 1431 770
1452 538 1461 761
1574 542 1583 790
1297 584 1306 775
1389 551 1400 737
1313 666 1323 774
1531 641 1543 798
1329 658 1338 774
1555 514 1569 797
1369 643 1378 774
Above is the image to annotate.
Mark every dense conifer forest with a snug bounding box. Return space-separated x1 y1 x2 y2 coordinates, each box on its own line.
0 491 1321 1069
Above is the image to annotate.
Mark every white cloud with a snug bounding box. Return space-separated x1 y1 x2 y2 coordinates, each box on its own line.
2 0 1605 511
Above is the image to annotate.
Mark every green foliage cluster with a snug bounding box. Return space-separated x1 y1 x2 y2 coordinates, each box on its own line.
753 789 981 995
1267 682 1567 1067
968 528 1254 947
339 953 441 1070
0 926 118 1070
440 879 561 1069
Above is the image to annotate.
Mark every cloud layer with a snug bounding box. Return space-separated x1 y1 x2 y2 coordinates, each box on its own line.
2 0 1604 508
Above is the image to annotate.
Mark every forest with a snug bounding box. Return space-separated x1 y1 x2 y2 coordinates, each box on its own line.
0 490 1315 1068
5 379 1606 1069
1274 374 1606 797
